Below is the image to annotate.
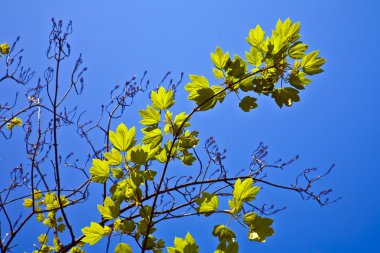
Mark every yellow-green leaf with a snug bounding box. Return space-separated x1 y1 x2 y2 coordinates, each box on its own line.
142 127 162 149
111 168 124 179
155 148 167 163
288 42 308 59
301 50 326 75
115 243 132 253
181 152 196 166
212 68 223 79
38 234 48 244
233 178 260 202
246 25 265 47
97 197 120 220
211 47 230 69
247 216 274 242
151 86 175 110
104 148 123 166
89 159 110 183
173 112 191 134
184 75 209 93
139 105 161 126
243 212 257 226
81 222 106 245
229 178 260 213
288 71 311 89
212 225 236 243
109 124 136 152
167 232 199 253
196 192 218 216
129 145 149 165
245 47 263 67
33 189 42 200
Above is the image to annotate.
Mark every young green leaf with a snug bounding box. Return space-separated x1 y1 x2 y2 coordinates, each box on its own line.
151 86 175 110
288 42 308 59
211 47 230 69
120 220 136 234
212 68 224 79
97 197 120 220
181 152 196 165
142 127 163 148
288 71 311 89
212 225 236 243
81 222 107 245
173 112 191 134
185 75 209 93
167 232 199 253
233 178 260 202
111 168 124 179
245 47 263 67
129 145 149 165
89 159 110 183
104 148 123 166
109 124 136 152
247 216 274 242
185 75 226 111
139 105 161 126
215 242 239 253
115 243 132 253
33 189 42 200
246 25 265 47
195 192 218 216
143 170 157 181
301 50 326 75
243 212 257 226
38 234 48 244
229 178 260 212
225 57 247 79
155 148 168 163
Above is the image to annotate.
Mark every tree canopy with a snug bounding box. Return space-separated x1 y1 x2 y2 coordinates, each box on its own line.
0 18 334 253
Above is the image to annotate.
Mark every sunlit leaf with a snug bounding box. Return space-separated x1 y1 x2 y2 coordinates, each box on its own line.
151 86 175 110
89 159 110 183
115 243 132 253
167 232 199 253
139 105 161 126
247 216 274 242
104 148 123 166
97 197 120 220
109 124 136 152
212 225 236 243
81 222 107 245
301 50 326 75
211 47 230 69
142 127 163 149
246 25 265 47
288 42 308 59
196 192 218 216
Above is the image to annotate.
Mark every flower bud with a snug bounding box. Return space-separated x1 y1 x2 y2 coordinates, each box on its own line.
0 43 10 54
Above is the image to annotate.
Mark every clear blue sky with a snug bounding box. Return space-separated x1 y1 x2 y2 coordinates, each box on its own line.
1 0 380 252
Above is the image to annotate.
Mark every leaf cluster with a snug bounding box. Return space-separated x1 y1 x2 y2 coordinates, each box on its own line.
17 18 326 253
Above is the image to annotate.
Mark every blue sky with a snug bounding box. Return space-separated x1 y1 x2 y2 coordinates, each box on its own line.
1 0 380 252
